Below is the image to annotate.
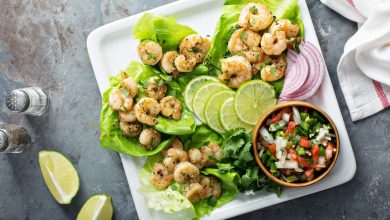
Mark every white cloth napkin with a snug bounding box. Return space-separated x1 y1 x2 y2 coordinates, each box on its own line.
320 0 390 121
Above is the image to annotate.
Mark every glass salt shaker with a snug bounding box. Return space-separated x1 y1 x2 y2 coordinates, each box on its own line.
0 124 31 153
6 87 48 116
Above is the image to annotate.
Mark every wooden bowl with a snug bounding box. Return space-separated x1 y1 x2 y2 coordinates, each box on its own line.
252 101 340 187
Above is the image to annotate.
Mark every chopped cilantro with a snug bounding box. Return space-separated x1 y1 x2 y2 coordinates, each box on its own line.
120 87 129 97
270 67 277 77
240 31 248 40
249 5 258 14
147 54 157 60
192 47 200 52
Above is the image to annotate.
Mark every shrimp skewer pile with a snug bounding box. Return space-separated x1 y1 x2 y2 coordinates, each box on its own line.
151 139 223 203
219 2 300 86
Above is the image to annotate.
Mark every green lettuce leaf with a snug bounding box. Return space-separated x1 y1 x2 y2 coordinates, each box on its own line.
134 13 197 51
155 110 196 135
205 0 304 70
181 125 223 150
99 61 196 156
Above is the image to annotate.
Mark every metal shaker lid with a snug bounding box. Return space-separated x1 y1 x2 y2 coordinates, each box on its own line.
0 130 8 151
6 90 30 112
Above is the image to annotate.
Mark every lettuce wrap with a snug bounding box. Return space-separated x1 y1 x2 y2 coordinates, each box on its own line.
100 61 196 156
138 132 240 220
204 0 304 96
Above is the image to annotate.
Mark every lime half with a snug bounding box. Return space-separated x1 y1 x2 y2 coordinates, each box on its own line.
184 76 219 111
204 90 235 133
38 150 80 204
234 80 276 125
192 82 229 123
220 97 254 131
77 194 113 220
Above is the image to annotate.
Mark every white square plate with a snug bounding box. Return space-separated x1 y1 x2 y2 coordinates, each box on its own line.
87 0 357 219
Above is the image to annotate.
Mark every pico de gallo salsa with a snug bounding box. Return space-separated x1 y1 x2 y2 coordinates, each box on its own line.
257 106 337 183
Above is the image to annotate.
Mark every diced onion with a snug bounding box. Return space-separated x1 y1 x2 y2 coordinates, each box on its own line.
269 120 287 131
275 160 298 169
282 113 290 122
260 127 274 144
319 156 326 165
316 128 329 142
292 106 301 125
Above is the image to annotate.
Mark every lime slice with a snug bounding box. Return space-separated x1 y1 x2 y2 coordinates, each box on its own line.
184 76 219 111
192 82 229 123
204 90 235 133
220 97 254 131
234 80 276 125
77 194 113 220
38 150 80 204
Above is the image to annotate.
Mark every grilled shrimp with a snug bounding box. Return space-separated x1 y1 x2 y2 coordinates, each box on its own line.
139 128 161 150
120 77 138 98
108 88 133 112
200 176 222 199
269 19 300 38
184 183 205 203
218 55 252 88
260 55 287 82
188 148 204 169
161 51 180 77
252 55 270 75
119 121 142 137
163 148 188 172
134 97 161 126
151 163 172 190
243 46 265 63
174 54 197 73
201 142 223 168
238 3 273 31
119 108 137 123
174 161 200 183
179 34 211 63
261 31 287 55
145 77 168 101
160 96 182 120
228 28 261 53
137 40 163 65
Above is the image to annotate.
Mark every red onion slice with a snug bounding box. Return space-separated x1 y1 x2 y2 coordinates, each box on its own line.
281 42 325 100
281 50 309 95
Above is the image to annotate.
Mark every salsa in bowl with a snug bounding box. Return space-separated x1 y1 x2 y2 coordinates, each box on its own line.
252 101 339 187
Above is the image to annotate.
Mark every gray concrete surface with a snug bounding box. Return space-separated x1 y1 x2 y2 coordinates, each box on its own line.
0 0 389 219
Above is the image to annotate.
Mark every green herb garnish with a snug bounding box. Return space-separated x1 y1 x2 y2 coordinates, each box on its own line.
120 87 129 97
249 6 258 14
240 31 248 40
147 54 157 60
270 67 277 77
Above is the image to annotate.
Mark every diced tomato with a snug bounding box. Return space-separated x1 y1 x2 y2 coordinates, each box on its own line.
265 143 276 156
326 142 334 159
299 137 311 148
286 121 296 134
270 107 292 123
304 169 314 181
288 148 298 161
297 156 311 168
312 144 319 162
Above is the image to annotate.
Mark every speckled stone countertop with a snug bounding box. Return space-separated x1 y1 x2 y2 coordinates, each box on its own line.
0 0 389 219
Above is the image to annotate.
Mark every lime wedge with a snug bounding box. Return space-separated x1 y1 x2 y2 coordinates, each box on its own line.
204 90 235 133
234 80 276 125
220 97 254 131
184 76 219 111
38 150 80 204
192 82 229 123
77 194 113 220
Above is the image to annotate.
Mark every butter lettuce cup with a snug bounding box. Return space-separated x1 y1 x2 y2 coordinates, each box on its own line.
252 101 340 187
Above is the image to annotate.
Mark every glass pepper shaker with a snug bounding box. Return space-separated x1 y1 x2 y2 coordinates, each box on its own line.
6 87 49 116
0 124 31 153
